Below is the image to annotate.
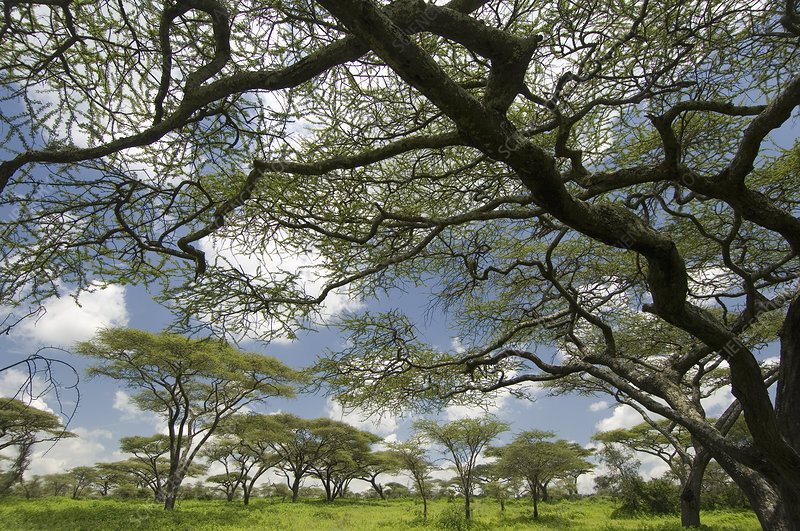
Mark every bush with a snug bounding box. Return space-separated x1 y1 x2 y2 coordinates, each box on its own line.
611 478 680 517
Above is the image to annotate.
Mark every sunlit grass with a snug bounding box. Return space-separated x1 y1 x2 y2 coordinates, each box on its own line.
0 496 761 530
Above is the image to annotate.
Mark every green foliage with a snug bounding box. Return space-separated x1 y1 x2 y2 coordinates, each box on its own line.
0 495 761 530
75 328 301 508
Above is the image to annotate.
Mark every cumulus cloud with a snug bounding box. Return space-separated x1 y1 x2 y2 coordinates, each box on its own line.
325 397 399 437
589 400 610 412
112 390 165 433
26 427 113 476
0 369 56 414
16 283 129 347
595 404 644 432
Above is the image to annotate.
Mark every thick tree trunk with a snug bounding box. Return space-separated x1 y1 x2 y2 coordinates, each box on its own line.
290 476 301 503
680 452 710 528
464 491 471 520
539 481 549 502
713 450 795 529
163 466 187 510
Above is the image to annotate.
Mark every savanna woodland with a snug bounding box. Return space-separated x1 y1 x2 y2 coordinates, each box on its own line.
1 0 800 529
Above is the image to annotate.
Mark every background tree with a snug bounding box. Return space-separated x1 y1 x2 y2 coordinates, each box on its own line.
92 463 128 497
199 437 246 502
38 472 72 498
67 466 98 500
257 414 334 503
415 417 508 520
118 434 172 502
75 328 300 509
211 413 284 505
355 450 401 500
593 439 681 516
304 420 382 502
594 420 702 523
487 430 594 518
3 1 800 526
388 437 435 519
474 462 519 511
0 397 75 493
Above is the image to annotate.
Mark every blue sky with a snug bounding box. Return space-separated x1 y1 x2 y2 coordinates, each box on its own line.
0 275 739 494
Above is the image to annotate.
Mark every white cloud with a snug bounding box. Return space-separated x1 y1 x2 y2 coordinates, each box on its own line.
450 337 467 354
701 386 734 415
112 390 165 433
589 400 609 412
0 369 56 414
16 283 129 347
25 426 113 476
325 397 399 437
595 404 644 432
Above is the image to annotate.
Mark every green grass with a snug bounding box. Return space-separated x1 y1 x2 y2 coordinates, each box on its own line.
0 496 761 530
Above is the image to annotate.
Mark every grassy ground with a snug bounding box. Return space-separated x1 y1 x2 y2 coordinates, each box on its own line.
0 496 761 530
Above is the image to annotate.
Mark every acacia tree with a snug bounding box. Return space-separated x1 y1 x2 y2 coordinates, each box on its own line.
415 417 508 520
3 1 800 527
213 413 284 505
257 414 358 503
199 437 246 502
486 430 594 518
0 397 75 493
356 450 402 500
593 420 706 524
119 434 172 502
388 437 435 518
75 328 300 509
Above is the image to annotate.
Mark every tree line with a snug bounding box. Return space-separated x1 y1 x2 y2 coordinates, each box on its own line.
2 329 749 523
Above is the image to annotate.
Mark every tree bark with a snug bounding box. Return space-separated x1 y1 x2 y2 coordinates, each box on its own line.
712 450 794 529
680 451 710 528
290 476 301 503
464 491 471 520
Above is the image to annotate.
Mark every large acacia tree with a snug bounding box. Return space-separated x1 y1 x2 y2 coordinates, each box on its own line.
2 1 800 527
75 328 300 509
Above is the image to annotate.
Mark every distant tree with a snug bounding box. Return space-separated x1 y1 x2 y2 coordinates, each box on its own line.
474 462 521 511
257 414 372 503
487 430 593 518
388 437 435 519
0 397 75 493
92 463 128 496
384 481 412 498
67 466 98 499
261 482 292 501
75 328 301 509
415 417 508 520
304 420 382 502
119 434 172 501
205 472 242 502
594 441 653 515
200 437 246 502
592 411 752 526
356 450 402 500
215 413 284 505
38 472 72 497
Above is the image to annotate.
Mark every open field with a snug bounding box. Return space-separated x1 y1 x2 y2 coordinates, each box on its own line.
0 496 761 530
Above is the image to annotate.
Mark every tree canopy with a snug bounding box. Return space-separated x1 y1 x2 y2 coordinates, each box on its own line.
0 398 75 493
75 328 301 508
2 1 800 526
